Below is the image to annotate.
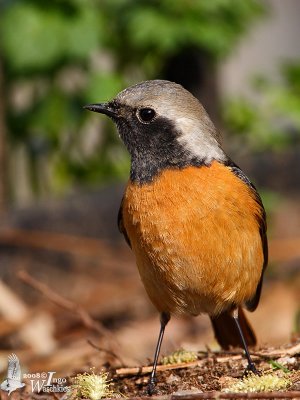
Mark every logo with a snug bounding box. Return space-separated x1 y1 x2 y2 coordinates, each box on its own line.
0 353 70 395
0 353 25 395
24 371 70 394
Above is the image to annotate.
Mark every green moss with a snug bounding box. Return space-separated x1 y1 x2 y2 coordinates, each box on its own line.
161 349 198 365
222 371 291 393
71 369 115 400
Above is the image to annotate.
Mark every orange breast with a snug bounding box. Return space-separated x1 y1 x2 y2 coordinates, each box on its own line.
122 161 264 316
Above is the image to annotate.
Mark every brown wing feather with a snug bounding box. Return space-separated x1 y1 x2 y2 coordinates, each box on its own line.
118 197 131 248
245 195 268 311
226 160 268 311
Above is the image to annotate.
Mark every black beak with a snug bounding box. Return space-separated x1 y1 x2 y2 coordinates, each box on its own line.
83 103 117 118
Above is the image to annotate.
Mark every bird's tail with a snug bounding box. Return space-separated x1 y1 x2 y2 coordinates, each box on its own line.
210 307 256 350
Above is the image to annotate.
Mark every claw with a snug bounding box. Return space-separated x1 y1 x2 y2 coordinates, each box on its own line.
147 377 157 396
244 363 261 376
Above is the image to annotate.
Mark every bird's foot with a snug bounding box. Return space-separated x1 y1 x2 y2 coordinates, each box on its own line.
244 363 261 376
147 377 157 396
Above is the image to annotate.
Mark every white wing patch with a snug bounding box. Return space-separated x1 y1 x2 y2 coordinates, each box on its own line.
7 353 22 381
0 353 25 395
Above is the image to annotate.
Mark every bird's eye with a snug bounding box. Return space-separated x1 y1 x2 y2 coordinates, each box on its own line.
138 108 156 123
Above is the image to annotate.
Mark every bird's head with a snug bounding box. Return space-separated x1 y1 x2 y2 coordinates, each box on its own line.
84 80 226 183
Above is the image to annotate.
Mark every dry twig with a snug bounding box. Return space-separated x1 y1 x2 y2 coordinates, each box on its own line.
116 360 205 376
87 339 125 366
253 343 300 358
116 354 261 376
170 392 300 399
116 342 300 377
106 391 300 399
17 269 110 338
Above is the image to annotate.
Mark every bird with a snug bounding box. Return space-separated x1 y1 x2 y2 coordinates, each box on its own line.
84 80 268 395
0 353 25 395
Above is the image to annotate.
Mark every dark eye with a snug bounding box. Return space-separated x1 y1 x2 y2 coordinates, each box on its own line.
138 108 156 123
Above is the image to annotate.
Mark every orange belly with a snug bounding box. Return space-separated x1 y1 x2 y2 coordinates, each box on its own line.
122 161 264 316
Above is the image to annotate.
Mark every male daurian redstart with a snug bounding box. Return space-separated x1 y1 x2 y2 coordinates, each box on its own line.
84 80 268 395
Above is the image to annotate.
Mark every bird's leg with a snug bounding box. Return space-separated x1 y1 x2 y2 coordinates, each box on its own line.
232 309 259 375
147 312 170 396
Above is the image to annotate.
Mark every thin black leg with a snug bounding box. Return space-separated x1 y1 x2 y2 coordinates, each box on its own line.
147 312 170 396
233 311 258 374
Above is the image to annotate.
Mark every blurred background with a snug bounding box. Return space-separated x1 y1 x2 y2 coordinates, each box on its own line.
0 0 299 378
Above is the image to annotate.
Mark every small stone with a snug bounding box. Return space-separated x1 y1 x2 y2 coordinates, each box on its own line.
166 374 180 384
173 389 203 397
277 356 296 365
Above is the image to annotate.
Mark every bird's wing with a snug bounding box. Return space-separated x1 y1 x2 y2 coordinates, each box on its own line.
7 353 22 381
226 160 268 311
0 379 8 390
118 197 132 248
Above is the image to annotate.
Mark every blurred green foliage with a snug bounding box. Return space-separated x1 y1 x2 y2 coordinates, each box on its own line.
0 0 264 199
223 63 300 151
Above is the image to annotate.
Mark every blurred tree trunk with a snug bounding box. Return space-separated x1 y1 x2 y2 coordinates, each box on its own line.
0 56 8 215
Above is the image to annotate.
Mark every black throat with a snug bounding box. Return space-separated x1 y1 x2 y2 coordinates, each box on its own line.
130 150 207 184
116 113 220 185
